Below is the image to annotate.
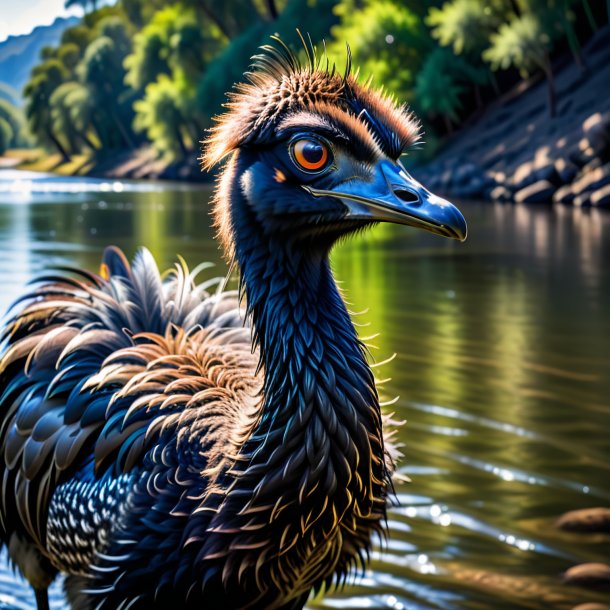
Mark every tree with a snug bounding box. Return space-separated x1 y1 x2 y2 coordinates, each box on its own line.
24 60 71 161
0 99 27 147
328 0 431 102
134 75 191 159
0 118 13 155
50 82 99 154
484 13 557 116
415 48 465 133
78 33 136 149
57 43 81 75
60 24 92 52
427 0 501 56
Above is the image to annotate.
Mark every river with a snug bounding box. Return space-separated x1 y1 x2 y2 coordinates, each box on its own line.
0 170 609 609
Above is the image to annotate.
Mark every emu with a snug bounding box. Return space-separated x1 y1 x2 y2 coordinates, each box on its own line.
0 38 466 610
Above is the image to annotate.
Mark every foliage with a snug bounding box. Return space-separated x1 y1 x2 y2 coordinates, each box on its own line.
415 47 466 128
427 0 501 55
329 0 430 102
0 98 29 152
134 75 190 158
0 118 12 154
484 13 549 75
20 0 607 162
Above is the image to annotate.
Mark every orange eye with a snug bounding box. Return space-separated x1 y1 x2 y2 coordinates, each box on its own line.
291 138 329 172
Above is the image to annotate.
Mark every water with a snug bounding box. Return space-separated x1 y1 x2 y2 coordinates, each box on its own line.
0 170 609 609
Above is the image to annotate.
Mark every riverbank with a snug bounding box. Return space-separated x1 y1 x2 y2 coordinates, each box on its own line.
416 25 610 207
1 145 209 183
4 27 610 197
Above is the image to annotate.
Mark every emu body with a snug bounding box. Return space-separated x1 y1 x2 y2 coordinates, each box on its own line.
0 38 466 609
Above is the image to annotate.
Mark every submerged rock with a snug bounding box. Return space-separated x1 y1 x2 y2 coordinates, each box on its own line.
564 563 610 589
556 508 610 532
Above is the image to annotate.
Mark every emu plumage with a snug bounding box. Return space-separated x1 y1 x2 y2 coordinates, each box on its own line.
0 37 466 609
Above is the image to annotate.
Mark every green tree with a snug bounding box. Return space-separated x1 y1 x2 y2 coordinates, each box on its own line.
57 43 81 75
0 118 13 155
0 99 27 147
328 0 431 102
78 34 136 149
427 0 501 55
484 13 557 116
24 60 71 161
134 75 191 159
50 82 98 153
60 24 92 52
415 47 465 133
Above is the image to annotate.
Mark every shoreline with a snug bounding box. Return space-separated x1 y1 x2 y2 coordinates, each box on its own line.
4 29 610 202
415 26 610 208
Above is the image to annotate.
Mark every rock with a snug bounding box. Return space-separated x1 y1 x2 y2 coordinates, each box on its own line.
554 158 579 184
571 604 610 610
556 508 610 533
583 111 610 155
439 168 453 190
572 139 597 167
591 185 610 207
572 163 610 196
574 192 592 207
512 160 536 190
534 160 558 183
453 162 478 184
582 158 603 174
553 184 575 204
563 563 610 589
452 176 485 199
490 186 513 202
515 180 556 204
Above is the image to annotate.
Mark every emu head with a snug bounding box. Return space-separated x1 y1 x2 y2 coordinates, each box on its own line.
202 36 467 259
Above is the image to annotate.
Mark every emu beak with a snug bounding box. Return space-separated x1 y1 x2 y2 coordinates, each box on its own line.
303 160 467 241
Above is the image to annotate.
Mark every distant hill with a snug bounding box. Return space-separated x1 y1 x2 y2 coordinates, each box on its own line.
0 16 80 104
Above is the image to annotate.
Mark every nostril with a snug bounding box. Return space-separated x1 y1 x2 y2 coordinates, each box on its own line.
393 188 420 204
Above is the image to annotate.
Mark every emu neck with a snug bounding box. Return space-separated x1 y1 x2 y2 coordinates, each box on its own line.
197 165 389 606
228 174 386 513
239 225 375 444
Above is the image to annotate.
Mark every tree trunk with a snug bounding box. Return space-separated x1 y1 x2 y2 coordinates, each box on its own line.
46 128 71 163
508 0 521 16
174 122 189 158
490 72 500 96
109 108 135 150
560 8 586 71
443 114 453 135
581 0 597 31
198 4 232 40
265 0 279 20
474 84 483 109
543 54 557 118
79 130 98 151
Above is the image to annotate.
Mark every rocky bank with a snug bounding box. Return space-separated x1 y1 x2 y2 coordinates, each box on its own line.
416 26 610 208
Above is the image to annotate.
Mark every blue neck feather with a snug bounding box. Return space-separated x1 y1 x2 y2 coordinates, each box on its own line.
192 156 389 606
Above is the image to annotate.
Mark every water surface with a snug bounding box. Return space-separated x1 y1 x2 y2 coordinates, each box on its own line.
0 171 609 609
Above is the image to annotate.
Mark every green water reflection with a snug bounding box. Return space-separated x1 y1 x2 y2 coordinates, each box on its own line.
0 172 609 610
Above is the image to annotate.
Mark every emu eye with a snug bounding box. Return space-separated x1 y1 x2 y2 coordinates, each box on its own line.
290 138 330 173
